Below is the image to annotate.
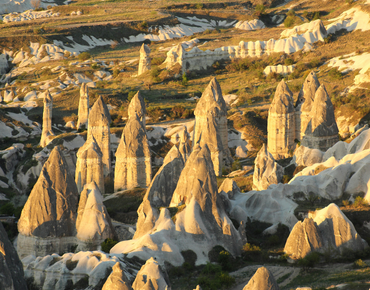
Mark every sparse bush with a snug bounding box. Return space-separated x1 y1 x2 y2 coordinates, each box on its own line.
127 91 136 102
255 4 266 16
218 250 232 271
353 196 368 208
91 63 100 70
354 259 367 268
284 58 294 65
151 57 165 66
151 66 161 82
342 200 350 207
138 21 148 30
33 28 42 35
181 73 188 86
243 243 261 252
78 52 91 61
298 251 321 269
284 16 295 28
195 3 203 9
231 159 242 171
101 238 118 253
328 68 342 80
324 34 333 43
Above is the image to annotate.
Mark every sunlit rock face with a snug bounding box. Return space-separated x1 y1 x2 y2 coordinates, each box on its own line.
76 182 115 249
284 203 367 260
218 178 241 199
193 77 232 176
301 85 339 151
40 90 54 147
17 146 79 258
242 267 280 290
295 71 320 140
267 80 296 159
178 127 191 162
128 91 146 127
88 96 111 177
0 222 28 290
75 136 104 194
138 44 151 76
292 145 323 167
114 114 151 192
253 144 284 191
102 262 133 290
111 144 242 266
132 257 171 290
77 83 89 130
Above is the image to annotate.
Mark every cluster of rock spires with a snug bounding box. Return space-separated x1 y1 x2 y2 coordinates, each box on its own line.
193 77 233 176
268 72 339 159
17 146 116 258
138 43 151 76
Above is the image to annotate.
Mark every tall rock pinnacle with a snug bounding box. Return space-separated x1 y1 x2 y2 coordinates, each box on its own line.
138 44 151 76
40 90 54 147
77 82 89 130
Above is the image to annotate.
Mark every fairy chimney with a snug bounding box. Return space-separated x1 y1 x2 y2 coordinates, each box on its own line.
128 91 146 127
77 83 89 130
138 44 151 76
40 90 54 147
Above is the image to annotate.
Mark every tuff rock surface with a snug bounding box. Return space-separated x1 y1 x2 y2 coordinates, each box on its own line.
128 91 146 127
17 146 79 258
88 96 111 177
77 82 89 130
138 44 151 76
40 90 54 147
102 262 133 290
114 113 151 191
284 203 367 259
75 136 104 194
253 144 284 191
243 267 280 290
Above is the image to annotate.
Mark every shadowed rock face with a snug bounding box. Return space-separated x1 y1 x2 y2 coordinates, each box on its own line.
0 222 27 290
267 80 296 159
77 83 89 130
193 77 232 175
243 267 280 290
132 257 171 290
178 127 191 162
128 91 146 127
114 114 151 191
301 85 339 151
102 262 132 290
253 144 283 191
284 204 367 259
88 96 111 177
40 90 54 147
138 44 151 76
75 136 104 194
18 146 78 238
76 182 115 243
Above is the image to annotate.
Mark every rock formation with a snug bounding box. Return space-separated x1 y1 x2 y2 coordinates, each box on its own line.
75 136 104 194
295 71 320 140
301 85 339 151
128 91 146 127
145 145 185 207
132 257 171 290
102 262 132 290
17 146 79 258
178 127 191 162
40 90 54 147
77 82 89 130
242 267 280 290
293 145 323 167
267 80 296 159
88 96 111 177
284 203 367 260
218 178 241 199
0 222 28 290
193 78 232 175
138 44 151 76
253 144 284 191
76 182 115 248
114 114 151 191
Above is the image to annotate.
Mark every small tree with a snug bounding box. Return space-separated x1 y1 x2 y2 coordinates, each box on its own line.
30 0 41 10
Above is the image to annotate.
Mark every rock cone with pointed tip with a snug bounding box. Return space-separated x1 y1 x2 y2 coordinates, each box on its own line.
295 71 320 140
218 178 241 199
284 203 367 260
267 80 296 159
138 44 151 76
17 146 79 258
253 144 284 191
114 114 151 191
128 91 146 127
76 182 115 246
77 83 89 130
40 90 54 147
193 78 232 175
242 267 280 290
132 257 171 290
75 136 104 194
301 85 339 151
0 222 28 290
102 262 132 290
88 96 111 177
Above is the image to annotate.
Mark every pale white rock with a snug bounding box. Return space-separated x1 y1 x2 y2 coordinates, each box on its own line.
263 65 294 76
128 91 146 127
293 145 323 167
138 44 151 76
326 7 370 34
253 144 284 191
87 96 111 177
242 267 279 290
75 136 105 194
267 80 296 159
114 114 151 191
234 19 265 31
218 178 240 199
77 83 89 130
40 90 54 147
0 54 9 74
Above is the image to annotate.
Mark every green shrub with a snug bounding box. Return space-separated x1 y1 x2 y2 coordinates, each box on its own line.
243 243 261 252
218 250 232 271
138 21 148 30
353 196 368 208
284 58 294 65
182 73 188 86
197 262 235 290
354 259 367 268
255 4 266 14
127 91 136 102
91 63 100 70
298 252 320 269
151 66 161 82
78 52 91 61
101 238 118 253
284 16 295 28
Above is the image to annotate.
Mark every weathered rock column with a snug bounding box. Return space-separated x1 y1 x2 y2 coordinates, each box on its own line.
128 91 146 127
77 83 89 130
138 44 151 76
40 90 54 147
